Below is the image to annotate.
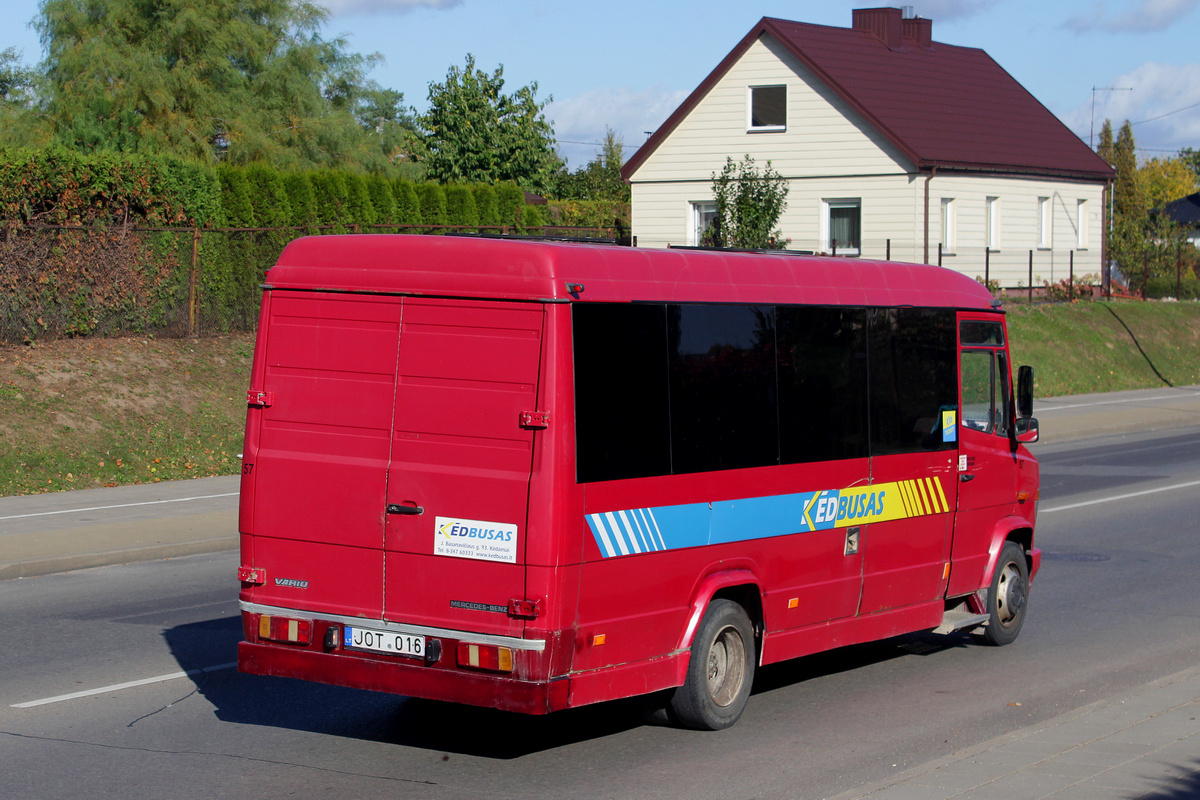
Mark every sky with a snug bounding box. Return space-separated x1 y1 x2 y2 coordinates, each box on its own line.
4 0 1199 169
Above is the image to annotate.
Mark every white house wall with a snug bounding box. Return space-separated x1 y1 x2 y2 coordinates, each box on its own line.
628 33 1107 287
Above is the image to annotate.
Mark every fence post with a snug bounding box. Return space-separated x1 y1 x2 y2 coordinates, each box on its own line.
1177 243 1183 299
937 242 943 267
1142 251 1149 300
1028 250 1033 304
886 238 891 260
985 247 990 289
189 227 201 338
1069 250 1074 302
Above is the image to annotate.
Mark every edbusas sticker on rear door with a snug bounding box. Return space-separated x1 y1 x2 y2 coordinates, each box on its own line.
435 516 518 563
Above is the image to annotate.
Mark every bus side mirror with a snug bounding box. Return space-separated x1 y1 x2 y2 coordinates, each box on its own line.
1014 416 1039 444
1017 365 1034 419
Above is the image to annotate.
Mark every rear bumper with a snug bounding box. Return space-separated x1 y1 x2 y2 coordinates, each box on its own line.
239 640 570 714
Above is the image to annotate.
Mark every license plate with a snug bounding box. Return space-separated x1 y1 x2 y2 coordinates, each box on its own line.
344 626 425 658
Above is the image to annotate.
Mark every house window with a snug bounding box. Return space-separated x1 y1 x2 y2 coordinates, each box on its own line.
748 86 786 131
986 197 999 251
691 201 717 245
940 198 956 255
1077 199 1088 249
824 199 861 255
1038 197 1051 249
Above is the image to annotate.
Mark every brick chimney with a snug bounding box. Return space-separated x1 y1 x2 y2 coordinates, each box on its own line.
853 7 933 50
852 7 903 50
902 16 932 48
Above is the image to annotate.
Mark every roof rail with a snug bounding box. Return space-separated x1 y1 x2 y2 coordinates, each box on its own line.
446 232 620 245
668 245 817 256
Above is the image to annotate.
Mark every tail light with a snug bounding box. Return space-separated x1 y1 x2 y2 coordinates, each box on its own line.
457 642 514 673
258 615 313 645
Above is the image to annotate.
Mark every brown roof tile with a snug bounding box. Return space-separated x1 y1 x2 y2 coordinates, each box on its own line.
623 12 1114 183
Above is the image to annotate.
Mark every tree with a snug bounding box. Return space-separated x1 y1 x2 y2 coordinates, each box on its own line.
552 127 629 201
0 48 51 147
419 55 559 193
1179 147 1200 184
34 0 407 170
1139 157 1199 210
704 155 788 249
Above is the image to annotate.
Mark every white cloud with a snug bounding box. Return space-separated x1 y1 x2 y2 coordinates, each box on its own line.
1064 0 1200 33
546 85 689 168
320 0 461 15
1060 61 1200 155
910 0 1003 22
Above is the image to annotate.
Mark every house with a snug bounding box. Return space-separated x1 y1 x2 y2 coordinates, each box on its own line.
1157 192 1200 247
621 7 1115 287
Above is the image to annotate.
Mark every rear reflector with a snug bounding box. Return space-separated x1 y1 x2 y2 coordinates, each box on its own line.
456 642 514 673
258 615 313 645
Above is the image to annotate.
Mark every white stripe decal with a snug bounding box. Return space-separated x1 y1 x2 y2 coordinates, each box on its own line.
603 511 630 555
589 513 617 558
644 507 667 550
634 508 660 552
617 509 645 553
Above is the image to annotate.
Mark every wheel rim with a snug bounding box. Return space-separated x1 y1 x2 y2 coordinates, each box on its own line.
994 560 1027 628
706 624 747 707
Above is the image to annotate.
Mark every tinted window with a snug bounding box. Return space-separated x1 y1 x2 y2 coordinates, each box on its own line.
868 308 958 455
778 306 868 463
573 304 671 482
960 320 1004 346
668 304 778 474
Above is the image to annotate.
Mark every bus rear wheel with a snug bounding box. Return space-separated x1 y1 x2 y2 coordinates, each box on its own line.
981 541 1029 646
670 599 755 730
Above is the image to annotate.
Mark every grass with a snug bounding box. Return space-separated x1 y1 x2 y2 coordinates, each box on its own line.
1005 301 1200 396
0 334 253 496
1 300 1198 496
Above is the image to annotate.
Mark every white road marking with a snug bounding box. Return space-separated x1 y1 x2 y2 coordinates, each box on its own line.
10 662 238 708
1040 479 1200 514
1038 390 1200 413
0 492 238 522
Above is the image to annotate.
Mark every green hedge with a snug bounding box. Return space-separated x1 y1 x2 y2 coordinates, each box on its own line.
0 149 606 341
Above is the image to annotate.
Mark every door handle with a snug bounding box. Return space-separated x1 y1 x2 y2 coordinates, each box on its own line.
959 474 975 483
387 503 424 515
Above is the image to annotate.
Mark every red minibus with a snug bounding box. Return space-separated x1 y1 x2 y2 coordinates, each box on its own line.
237 235 1040 730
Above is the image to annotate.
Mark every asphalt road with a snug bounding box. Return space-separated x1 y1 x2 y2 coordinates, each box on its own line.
2 425 1200 799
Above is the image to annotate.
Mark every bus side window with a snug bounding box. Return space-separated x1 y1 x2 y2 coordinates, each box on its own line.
960 350 995 433
868 308 958 455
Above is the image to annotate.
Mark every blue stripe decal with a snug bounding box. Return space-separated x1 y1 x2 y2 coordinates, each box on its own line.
585 479 947 558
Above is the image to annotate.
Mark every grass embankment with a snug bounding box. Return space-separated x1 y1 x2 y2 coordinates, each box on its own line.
0 335 253 495
1005 301 1200 396
1 301 1199 496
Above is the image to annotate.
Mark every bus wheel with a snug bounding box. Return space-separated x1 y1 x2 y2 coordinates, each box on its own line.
982 541 1029 646
671 599 755 730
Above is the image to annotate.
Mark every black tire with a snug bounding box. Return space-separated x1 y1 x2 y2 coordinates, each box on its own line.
982 541 1030 646
669 599 755 730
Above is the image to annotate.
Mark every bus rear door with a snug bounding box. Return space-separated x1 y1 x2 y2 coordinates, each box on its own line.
382 299 545 638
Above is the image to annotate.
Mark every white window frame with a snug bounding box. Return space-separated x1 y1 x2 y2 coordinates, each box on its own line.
986 196 999 251
940 198 956 256
1077 199 1088 250
822 198 862 256
1038 196 1052 250
690 201 717 246
747 85 787 132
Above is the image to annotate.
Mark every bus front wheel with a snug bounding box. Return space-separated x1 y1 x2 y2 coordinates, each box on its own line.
981 541 1029 646
671 599 755 730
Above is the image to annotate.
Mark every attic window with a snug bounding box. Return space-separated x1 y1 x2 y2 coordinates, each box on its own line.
749 86 786 131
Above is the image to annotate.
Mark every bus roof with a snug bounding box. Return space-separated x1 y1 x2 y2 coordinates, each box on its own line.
268 235 997 310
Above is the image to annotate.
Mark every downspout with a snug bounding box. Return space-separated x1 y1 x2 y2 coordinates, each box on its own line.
1102 177 1113 297
923 166 937 264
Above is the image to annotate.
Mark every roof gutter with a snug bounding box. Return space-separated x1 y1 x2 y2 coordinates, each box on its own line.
923 166 937 264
